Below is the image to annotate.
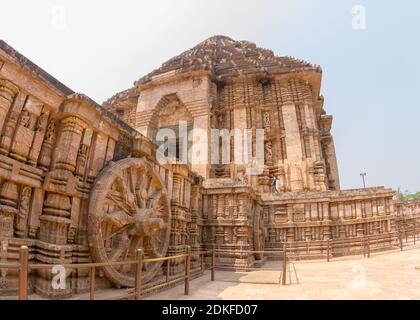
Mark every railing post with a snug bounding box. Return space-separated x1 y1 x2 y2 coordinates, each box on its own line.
135 249 143 300
367 237 370 259
90 266 96 300
18 245 29 300
399 232 403 251
327 239 330 262
414 226 417 245
166 259 170 283
363 237 366 257
200 252 204 272
211 245 215 282
282 244 287 286
184 246 191 296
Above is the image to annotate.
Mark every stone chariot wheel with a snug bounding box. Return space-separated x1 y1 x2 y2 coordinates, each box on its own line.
88 157 171 287
253 203 265 261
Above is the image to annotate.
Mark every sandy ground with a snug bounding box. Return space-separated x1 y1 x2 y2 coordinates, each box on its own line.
2 246 419 300
146 246 420 300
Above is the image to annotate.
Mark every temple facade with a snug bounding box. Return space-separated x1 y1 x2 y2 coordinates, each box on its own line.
0 36 418 298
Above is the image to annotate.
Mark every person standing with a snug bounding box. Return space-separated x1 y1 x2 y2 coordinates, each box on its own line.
275 176 282 193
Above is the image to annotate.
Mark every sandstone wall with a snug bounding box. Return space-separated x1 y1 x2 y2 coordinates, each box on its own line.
262 187 397 258
0 42 203 298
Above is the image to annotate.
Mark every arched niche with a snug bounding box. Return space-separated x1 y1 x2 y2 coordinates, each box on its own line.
150 94 193 165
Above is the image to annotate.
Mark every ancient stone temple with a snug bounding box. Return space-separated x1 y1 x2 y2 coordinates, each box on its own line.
0 36 418 298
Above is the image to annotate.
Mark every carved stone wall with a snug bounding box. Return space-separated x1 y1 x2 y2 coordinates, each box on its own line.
395 200 420 239
210 78 331 193
164 164 203 275
0 41 205 297
262 187 397 258
201 179 262 268
0 79 202 297
1 37 419 300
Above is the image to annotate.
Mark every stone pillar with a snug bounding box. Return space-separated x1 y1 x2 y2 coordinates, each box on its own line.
282 103 304 191
0 92 26 155
324 137 340 190
190 183 202 250
0 79 19 132
0 181 19 238
191 115 210 178
322 202 331 240
39 193 72 245
27 109 50 166
321 114 340 191
39 116 85 245
232 103 247 164
171 174 182 206
37 118 57 171
36 116 84 298
28 188 44 238
287 204 294 223
15 186 32 238
53 117 85 173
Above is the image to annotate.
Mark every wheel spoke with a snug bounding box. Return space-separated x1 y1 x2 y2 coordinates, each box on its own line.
128 167 138 207
150 190 162 209
103 224 132 241
106 193 132 216
89 159 171 286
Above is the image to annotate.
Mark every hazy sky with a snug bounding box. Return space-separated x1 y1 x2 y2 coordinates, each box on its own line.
1 0 419 192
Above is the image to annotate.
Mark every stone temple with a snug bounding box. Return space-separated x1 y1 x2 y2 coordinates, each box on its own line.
0 36 418 298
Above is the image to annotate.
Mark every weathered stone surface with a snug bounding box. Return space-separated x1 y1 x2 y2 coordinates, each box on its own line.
0 36 417 299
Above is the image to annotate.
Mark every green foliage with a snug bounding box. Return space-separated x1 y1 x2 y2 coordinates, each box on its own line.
403 191 420 200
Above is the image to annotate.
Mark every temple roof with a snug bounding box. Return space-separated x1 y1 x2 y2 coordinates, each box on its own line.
136 35 321 85
102 86 139 108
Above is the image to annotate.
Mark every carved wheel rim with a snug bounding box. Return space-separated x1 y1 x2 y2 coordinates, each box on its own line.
253 204 265 260
88 157 171 287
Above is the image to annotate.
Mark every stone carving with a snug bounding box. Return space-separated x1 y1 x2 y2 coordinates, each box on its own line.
88 157 171 287
253 203 265 260
19 111 31 128
264 140 273 164
0 79 19 131
28 109 49 166
0 110 20 155
37 117 56 170
0 181 19 238
75 144 89 177
262 111 271 129
15 186 32 238
0 38 417 299
45 118 56 143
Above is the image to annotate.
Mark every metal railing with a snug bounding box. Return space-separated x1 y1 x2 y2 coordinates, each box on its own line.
1 225 418 299
211 246 291 285
0 246 216 300
263 225 420 262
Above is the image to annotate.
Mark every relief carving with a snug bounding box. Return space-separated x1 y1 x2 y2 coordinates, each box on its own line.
38 117 56 171
88 158 171 287
28 109 49 166
15 186 32 238
0 181 19 238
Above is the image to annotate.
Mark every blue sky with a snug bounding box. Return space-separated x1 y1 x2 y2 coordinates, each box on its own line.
1 0 419 192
